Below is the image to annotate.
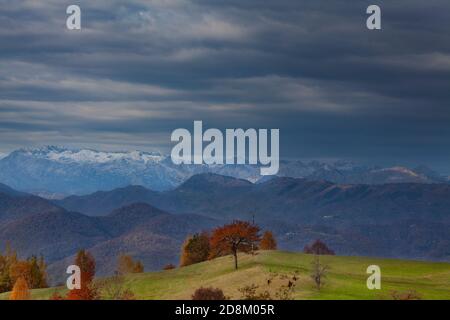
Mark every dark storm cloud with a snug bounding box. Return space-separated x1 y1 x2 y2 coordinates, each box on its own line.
1 0 450 171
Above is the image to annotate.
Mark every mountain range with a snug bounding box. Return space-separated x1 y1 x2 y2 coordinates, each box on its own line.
0 146 447 197
0 172 449 285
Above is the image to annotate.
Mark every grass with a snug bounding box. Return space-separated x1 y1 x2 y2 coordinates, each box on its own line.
1 251 449 300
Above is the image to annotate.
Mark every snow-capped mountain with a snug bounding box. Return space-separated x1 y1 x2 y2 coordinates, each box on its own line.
30 146 164 164
0 146 260 195
0 146 446 196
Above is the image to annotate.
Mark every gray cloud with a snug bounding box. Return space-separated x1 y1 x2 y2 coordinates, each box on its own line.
1 0 450 172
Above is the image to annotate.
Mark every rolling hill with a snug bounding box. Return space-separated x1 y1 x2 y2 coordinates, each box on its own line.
1 251 449 300
56 173 450 225
1 173 450 287
0 198 219 284
54 174 450 261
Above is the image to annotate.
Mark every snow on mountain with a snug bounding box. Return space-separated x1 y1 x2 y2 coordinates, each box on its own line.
0 146 446 196
21 146 165 164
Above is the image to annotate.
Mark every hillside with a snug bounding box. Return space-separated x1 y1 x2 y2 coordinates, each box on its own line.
55 174 450 261
0 200 219 284
1 251 449 300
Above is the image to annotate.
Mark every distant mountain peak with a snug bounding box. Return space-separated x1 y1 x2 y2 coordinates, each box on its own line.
15 146 166 164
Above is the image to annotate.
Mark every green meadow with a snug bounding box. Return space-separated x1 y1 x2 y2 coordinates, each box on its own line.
1 251 450 300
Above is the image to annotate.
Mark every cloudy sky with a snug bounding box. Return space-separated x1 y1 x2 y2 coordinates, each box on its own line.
1 0 450 172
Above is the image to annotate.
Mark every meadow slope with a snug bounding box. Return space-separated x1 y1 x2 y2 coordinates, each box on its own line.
1 251 450 300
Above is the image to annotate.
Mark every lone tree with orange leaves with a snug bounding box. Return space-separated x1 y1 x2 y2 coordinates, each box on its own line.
209 220 260 270
66 249 98 300
260 231 277 250
9 276 30 300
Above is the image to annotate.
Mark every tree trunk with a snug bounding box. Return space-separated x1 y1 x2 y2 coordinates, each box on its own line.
233 250 238 270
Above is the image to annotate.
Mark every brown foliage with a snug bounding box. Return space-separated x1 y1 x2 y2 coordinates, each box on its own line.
49 291 65 300
75 249 96 284
0 246 47 294
390 290 422 300
239 284 271 300
66 284 99 300
209 220 260 269
163 264 176 270
260 231 277 250
66 250 98 300
9 277 30 300
98 274 136 300
192 287 227 300
9 261 32 286
117 254 145 275
239 272 299 300
304 239 335 255
180 232 210 267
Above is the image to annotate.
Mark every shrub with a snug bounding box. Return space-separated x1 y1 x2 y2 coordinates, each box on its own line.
304 239 335 255
192 287 227 300
163 264 176 270
391 290 422 300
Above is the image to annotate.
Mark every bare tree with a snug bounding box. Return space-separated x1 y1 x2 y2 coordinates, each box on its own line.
310 255 329 290
99 273 135 300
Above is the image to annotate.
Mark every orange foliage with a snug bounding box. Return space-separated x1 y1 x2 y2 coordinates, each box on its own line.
9 277 30 300
260 231 277 250
9 261 32 286
1 247 47 294
66 250 98 300
49 292 65 300
209 220 260 269
117 255 144 274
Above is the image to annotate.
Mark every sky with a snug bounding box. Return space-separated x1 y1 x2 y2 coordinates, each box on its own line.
1 0 450 172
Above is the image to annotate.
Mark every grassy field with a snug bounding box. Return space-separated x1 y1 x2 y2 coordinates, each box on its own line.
1 251 450 300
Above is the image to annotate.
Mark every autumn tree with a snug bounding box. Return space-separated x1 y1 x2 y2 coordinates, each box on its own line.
117 254 144 275
180 232 210 267
1 248 47 293
29 256 48 288
0 245 17 293
260 231 277 250
66 249 98 300
304 239 335 255
9 276 30 300
209 221 261 270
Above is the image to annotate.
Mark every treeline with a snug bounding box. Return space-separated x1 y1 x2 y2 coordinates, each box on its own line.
5 248 145 300
180 220 278 270
0 246 47 295
50 250 145 300
179 221 336 271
